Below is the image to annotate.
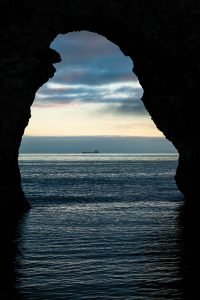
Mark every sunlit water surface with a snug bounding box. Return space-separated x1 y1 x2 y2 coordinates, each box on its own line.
16 154 184 299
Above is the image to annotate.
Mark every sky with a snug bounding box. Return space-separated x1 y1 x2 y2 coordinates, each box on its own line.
21 31 176 153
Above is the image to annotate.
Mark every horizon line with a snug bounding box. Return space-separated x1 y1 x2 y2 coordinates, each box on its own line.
23 135 166 139
19 152 178 155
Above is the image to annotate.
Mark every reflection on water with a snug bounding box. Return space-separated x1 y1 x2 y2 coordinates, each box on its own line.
0 202 193 300
0 201 199 299
0 212 26 299
2 155 197 299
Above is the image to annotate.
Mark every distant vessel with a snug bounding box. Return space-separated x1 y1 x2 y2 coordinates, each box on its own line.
82 150 99 154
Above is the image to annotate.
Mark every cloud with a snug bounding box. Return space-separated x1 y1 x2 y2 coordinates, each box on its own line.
97 95 148 117
20 136 177 153
52 68 138 86
35 83 143 107
34 31 144 116
105 102 147 116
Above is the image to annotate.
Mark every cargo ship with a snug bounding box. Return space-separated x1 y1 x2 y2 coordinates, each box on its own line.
82 150 99 154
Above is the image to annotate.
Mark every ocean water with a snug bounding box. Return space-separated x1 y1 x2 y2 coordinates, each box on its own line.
14 154 184 299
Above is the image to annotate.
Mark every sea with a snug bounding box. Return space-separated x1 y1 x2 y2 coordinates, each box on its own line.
7 153 187 299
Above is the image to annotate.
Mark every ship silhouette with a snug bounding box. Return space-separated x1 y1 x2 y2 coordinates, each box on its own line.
82 150 99 154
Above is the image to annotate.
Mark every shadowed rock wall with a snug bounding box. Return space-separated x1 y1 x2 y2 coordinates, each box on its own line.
0 0 199 210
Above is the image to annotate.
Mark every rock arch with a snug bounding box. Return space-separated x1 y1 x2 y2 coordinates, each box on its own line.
0 0 198 211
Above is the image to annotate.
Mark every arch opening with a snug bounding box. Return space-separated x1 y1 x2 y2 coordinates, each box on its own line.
19 31 178 203
1 0 198 213
21 31 172 146
1 1 197 297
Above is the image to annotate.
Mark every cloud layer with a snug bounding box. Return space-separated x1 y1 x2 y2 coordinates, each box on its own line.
20 136 177 154
35 31 145 116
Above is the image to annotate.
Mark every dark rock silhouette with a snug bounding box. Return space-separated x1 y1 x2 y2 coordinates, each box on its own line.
0 211 27 299
0 0 199 209
178 201 200 299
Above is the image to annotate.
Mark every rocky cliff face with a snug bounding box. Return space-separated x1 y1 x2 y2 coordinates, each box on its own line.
0 0 199 210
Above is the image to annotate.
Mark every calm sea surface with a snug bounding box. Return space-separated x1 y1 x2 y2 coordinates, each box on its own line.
16 154 184 299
